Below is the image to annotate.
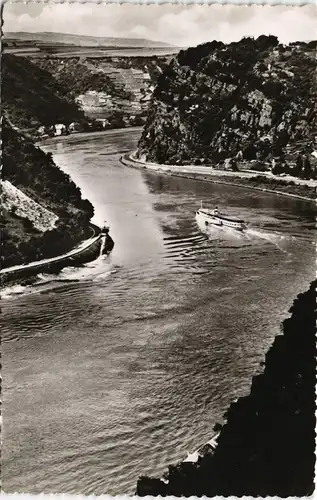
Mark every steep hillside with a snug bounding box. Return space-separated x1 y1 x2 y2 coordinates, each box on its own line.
2 53 85 130
2 52 172 133
1 120 94 269
1 50 171 270
136 280 316 497
1 180 59 232
137 37 316 167
31 55 171 122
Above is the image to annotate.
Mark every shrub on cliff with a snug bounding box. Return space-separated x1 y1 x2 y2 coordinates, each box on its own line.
177 40 224 70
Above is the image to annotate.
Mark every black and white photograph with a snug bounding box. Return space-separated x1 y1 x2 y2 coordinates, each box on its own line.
1 1 316 497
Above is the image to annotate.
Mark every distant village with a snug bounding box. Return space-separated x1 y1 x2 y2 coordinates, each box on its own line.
36 76 154 139
36 113 147 139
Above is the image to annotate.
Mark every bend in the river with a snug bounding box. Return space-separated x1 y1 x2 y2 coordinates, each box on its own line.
2 128 316 495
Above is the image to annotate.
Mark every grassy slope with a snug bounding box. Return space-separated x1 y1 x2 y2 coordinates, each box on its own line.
32 57 130 99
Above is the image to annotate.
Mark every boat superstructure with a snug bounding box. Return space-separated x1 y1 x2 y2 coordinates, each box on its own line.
196 202 247 231
100 222 110 236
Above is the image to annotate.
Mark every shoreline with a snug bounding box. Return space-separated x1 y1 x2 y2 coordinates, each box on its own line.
0 224 114 287
36 125 143 147
1 131 120 287
136 278 316 496
121 153 316 203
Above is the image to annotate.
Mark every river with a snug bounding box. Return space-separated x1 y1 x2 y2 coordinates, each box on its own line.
2 128 316 495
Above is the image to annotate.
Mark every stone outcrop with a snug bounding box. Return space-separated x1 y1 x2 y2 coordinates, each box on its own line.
137 37 316 167
136 279 316 497
1 180 59 232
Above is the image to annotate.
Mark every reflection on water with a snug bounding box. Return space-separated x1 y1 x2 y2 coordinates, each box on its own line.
2 128 316 495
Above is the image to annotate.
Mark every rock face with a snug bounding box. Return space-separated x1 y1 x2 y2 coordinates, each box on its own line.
136 280 316 497
1 179 59 232
137 37 316 166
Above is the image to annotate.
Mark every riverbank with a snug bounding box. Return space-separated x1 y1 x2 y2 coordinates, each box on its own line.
0 224 114 286
3 126 315 495
38 126 143 147
121 154 316 202
136 278 316 497
1 120 117 285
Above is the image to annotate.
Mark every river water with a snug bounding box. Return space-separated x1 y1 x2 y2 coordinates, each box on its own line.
2 128 316 495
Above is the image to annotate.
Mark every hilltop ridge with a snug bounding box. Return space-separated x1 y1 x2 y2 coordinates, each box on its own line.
4 31 173 48
137 36 316 169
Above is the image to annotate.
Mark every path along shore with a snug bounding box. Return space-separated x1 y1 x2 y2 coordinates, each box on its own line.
0 225 114 285
121 153 316 203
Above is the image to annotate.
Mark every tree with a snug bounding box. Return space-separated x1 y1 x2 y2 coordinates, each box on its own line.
281 162 290 175
22 217 37 233
303 156 312 179
294 154 303 177
256 34 279 50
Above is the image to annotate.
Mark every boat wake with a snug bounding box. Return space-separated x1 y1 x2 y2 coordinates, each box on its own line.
1 254 115 300
244 228 290 254
196 215 291 253
1 283 29 300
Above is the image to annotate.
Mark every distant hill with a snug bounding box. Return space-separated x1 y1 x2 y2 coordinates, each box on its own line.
4 31 173 48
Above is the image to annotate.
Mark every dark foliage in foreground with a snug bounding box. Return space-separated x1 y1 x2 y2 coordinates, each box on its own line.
136 280 316 496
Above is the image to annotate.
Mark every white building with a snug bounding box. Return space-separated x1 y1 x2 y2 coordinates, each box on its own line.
55 124 66 136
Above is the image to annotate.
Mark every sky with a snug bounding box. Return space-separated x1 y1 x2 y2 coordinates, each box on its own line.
3 2 316 47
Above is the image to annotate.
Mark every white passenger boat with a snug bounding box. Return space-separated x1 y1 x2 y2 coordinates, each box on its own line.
196 202 247 231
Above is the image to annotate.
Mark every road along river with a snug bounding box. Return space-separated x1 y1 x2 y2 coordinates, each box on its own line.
2 128 316 495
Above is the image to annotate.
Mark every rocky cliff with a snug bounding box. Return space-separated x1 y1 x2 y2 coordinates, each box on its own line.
137 37 316 167
136 279 316 497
